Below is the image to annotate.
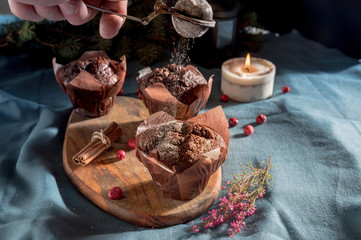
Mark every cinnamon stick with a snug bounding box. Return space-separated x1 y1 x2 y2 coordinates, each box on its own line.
73 122 118 161
73 121 123 166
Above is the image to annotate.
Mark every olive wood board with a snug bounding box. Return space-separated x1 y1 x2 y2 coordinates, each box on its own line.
63 96 222 227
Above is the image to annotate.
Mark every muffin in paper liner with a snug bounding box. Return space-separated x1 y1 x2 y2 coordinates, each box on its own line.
137 65 213 120
52 51 126 117
135 106 230 200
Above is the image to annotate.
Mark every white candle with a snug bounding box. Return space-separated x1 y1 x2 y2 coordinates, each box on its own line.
221 54 276 102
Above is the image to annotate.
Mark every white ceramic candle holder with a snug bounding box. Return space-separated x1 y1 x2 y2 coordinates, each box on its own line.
221 57 276 102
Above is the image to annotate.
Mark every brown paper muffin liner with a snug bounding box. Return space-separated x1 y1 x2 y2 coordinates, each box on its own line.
137 65 213 120
52 51 126 117
135 106 230 200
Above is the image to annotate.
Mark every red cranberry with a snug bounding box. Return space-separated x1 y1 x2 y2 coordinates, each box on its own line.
256 114 267 124
128 138 136 149
228 117 239 127
108 187 123 200
220 94 229 102
282 86 290 93
136 88 142 99
243 125 254 136
117 89 124 96
116 150 126 160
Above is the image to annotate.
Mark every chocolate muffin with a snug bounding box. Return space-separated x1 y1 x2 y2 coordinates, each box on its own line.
135 107 229 200
138 120 224 173
59 56 120 86
137 64 208 105
53 51 126 117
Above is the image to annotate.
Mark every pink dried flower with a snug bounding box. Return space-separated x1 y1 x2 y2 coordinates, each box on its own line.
191 156 273 238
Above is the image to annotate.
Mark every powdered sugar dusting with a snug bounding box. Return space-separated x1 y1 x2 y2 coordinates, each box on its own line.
170 37 194 65
138 121 224 173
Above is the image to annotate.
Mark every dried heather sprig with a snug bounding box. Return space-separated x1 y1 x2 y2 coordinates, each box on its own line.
192 155 273 238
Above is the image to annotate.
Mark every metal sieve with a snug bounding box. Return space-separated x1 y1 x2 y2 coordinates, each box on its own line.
85 0 215 28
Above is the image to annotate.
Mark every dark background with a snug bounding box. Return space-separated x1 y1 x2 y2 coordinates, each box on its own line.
243 0 361 58
1 0 360 65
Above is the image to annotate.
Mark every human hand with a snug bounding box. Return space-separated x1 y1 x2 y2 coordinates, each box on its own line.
8 0 128 39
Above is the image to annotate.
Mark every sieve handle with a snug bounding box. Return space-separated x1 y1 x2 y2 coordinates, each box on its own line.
85 4 148 25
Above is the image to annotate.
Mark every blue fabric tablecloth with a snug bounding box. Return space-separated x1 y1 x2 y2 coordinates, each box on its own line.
1 29 361 240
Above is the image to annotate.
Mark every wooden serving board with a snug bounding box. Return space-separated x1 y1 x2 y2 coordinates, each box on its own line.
63 96 222 227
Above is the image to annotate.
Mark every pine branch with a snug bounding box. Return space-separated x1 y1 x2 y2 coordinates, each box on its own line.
18 21 36 42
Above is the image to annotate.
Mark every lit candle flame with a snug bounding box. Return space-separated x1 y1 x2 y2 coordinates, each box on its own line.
245 53 251 73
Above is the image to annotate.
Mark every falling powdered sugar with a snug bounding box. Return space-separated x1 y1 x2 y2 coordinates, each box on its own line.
170 37 195 65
